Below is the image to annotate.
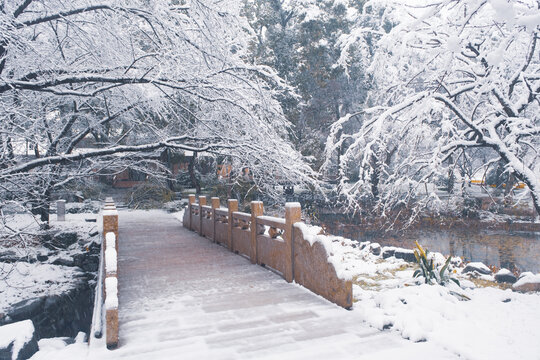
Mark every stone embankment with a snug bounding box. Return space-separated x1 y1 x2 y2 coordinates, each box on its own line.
0 218 100 359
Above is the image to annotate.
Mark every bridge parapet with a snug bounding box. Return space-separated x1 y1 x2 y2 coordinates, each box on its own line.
103 199 119 349
182 196 352 309
91 199 120 350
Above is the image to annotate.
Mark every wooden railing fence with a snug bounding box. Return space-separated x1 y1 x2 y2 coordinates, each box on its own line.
183 195 352 309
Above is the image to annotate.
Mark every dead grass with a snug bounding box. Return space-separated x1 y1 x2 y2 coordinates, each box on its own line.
468 277 513 290
352 263 416 291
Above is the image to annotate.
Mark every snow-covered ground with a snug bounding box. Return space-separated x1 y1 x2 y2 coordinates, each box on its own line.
299 224 540 359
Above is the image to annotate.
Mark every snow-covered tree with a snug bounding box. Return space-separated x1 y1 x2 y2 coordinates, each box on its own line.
0 0 314 221
243 0 368 169
326 0 540 219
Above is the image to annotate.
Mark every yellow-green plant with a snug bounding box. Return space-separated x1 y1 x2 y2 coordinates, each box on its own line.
413 241 460 286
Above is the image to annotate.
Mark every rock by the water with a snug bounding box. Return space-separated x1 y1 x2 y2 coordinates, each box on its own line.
1 277 94 339
463 262 492 275
0 320 39 360
0 252 36 264
73 253 99 272
513 273 540 292
4 298 45 324
0 251 18 263
52 257 75 267
382 247 416 262
44 231 78 249
369 243 381 256
495 269 517 284
382 248 395 259
394 249 416 262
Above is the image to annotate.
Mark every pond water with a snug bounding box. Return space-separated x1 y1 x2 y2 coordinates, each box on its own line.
321 220 540 273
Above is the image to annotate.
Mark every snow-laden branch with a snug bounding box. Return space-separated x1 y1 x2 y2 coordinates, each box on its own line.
0 74 188 94
0 135 224 175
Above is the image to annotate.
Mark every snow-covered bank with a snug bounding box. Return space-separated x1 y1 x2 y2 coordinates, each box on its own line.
355 283 540 359
0 262 84 311
301 223 540 359
1 210 101 347
1 212 100 311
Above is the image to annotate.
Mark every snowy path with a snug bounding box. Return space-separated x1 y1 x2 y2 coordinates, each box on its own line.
34 210 460 359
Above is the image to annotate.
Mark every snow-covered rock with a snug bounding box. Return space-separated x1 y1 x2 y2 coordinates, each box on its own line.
358 241 371 250
450 256 463 267
0 320 39 360
495 268 517 284
0 251 36 264
369 243 381 256
44 231 79 250
382 247 416 262
513 273 540 292
463 262 492 275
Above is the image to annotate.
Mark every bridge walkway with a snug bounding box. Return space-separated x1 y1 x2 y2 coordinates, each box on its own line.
108 210 456 359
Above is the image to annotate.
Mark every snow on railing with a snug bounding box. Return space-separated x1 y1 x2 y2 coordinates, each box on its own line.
183 195 352 309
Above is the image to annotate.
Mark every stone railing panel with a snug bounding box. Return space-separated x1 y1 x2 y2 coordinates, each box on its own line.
293 224 353 309
231 211 251 257
256 234 287 275
214 208 229 247
191 204 201 233
201 206 214 239
182 208 190 229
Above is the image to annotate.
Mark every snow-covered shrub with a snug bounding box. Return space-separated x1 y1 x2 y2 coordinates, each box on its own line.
124 181 175 209
163 200 187 213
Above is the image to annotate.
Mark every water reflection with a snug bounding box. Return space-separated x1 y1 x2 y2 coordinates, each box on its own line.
322 221 540 272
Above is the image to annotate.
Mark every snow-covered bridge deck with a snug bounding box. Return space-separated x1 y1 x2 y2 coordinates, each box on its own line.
101 210 457 359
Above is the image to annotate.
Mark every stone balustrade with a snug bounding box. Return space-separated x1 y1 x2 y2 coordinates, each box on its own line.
102 198 119 349
183 195 353 309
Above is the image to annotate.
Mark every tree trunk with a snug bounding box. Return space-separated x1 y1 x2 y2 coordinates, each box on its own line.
188 152 201 194
40 187 51 223
369 154 380 200
503 172 516 205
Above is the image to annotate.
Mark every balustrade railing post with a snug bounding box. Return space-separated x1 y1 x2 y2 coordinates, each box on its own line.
103 205 118 252
57 200 66 221
188 194 196 230
250 201 264 264
227 199 238 251
211 197 220 242
198 196 206 236
284 202 301 283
